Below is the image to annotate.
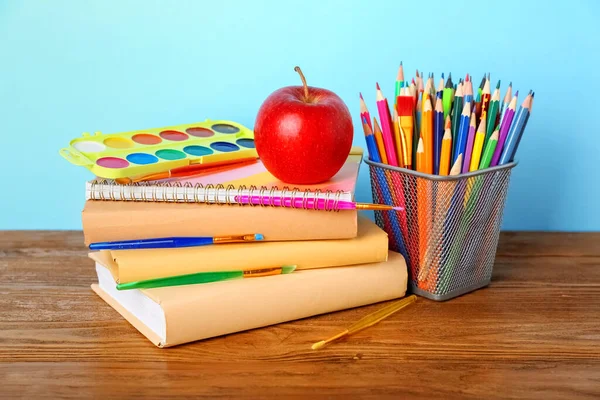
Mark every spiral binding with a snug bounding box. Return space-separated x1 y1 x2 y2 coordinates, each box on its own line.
88 179 345 211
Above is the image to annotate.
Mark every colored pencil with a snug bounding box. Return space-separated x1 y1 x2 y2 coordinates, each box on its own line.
436 73 444 99
376 83 399 166
359 93 372 130
474 91 483 123
484 80 501 150
397 89 415 167
442 73 454 120
117 265 296 291
418 155 461 284
480 77 491 123
416 138 430 286
373 117 389 165
477 74 486 97
90 233 264 251
451 81 464 157
453 101 472 167
469 112 487 172
478 129 499 169
395 62 405 100
463 74 473 110
421 97 434 174
439 116 452 176
462 111 477 174
433 97 444 175
490 91 518 166
362 116 381 163
498 82 512 127
498 93 532 164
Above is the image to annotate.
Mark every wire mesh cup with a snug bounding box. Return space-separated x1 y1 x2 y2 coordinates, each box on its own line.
366 160 517 301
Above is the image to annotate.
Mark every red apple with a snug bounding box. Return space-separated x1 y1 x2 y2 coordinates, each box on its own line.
254 66 353 184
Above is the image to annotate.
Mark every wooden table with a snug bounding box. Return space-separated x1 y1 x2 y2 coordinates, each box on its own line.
1 231 599 399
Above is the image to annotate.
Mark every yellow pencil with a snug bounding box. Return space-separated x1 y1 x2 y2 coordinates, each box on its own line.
439 116 452 176
469 111 487 171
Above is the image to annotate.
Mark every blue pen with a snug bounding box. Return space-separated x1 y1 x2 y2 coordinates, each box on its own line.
498 93 532 165
89 234 264 251
453 101 472 166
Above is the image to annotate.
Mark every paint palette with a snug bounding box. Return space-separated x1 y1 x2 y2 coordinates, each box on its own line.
60 119 257 179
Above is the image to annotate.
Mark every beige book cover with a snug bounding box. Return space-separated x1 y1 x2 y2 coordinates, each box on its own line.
82 200 357 245
91 251 408 347
91 216 388 284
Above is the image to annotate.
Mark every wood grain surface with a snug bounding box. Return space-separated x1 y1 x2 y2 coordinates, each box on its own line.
1 231 599 399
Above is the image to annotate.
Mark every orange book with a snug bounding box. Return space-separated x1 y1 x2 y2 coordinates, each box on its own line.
93 217 388 284
91 251 408 347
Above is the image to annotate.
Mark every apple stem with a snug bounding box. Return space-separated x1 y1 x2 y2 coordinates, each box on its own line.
294 66 310 101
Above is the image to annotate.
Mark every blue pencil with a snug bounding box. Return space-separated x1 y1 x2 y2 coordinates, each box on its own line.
89 234 264 250
362 116 381 163
453 101 472 167
498 93 532 164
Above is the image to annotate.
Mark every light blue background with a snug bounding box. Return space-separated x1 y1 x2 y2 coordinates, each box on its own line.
0 0 598 230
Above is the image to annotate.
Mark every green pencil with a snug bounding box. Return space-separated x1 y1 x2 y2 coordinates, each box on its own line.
442 73 454 120
478 129 499 169
484 80 501 149
451 81 464 158
117 265 297 290
395 62 404 101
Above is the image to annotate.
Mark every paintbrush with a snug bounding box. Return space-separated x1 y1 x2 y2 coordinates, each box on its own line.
311 295 417 350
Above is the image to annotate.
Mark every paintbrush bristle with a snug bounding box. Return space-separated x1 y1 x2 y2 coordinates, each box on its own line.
311 341 326 350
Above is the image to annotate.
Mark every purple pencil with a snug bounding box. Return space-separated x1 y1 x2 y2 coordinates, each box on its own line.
490 91 519 166
462 112 477 174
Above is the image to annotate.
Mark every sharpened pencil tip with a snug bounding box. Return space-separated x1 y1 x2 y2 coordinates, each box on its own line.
532 91 535 97
359 92 363 100
400 61 403 66
376 82 381 90
442 72 445 79
496 80 501 89
509 82 512 87
515 90 519 96
392 206 404 211
255 234 264 241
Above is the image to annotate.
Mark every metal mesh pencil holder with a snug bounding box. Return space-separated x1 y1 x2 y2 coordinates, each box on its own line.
366 160 517 301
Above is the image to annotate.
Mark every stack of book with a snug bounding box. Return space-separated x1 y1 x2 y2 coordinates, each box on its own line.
85 147 408 347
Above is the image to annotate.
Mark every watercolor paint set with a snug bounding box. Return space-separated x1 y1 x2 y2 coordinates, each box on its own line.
60 119 257 179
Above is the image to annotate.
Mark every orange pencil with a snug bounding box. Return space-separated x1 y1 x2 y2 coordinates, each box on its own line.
419 155 462 287
372 117 388 165
439 116 452 176
416 138 431 288
421 97 434 174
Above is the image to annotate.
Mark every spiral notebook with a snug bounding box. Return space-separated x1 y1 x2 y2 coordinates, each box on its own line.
86 147 363 204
